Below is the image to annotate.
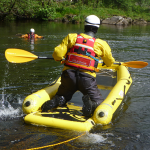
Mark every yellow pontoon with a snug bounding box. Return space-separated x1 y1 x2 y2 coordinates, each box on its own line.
22 63 132 131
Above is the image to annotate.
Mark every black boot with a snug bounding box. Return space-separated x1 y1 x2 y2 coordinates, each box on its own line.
41 95 66 112
82 95 99 117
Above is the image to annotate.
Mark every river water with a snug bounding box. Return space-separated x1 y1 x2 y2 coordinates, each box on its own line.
0 21 150 150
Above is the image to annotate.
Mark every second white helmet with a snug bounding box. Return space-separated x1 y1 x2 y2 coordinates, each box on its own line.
85 15 100 28
30 28 35 33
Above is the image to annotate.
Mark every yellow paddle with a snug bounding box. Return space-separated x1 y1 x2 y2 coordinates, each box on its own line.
5 48 54 63
117 61 148 68
5 48 148 68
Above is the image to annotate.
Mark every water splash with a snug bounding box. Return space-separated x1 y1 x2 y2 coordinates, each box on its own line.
0 103 20 120
0 101 19 120
0 91 23 120
79 132 107 143
0 62 24 120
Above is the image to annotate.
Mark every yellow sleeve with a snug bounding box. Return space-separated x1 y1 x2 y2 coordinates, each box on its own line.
52 33 77 61
34 34 43 38
94 39 115 67
21 34 28 38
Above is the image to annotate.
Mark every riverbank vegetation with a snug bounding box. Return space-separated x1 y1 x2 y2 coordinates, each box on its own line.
0 0 150 22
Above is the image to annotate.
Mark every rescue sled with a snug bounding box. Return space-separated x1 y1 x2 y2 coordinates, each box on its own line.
5 49 148 131
22 63 132 131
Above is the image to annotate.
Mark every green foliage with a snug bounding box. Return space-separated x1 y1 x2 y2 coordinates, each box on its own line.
62 0 72 7
56 6 77 16
36 6 56 20
102 0 132 11
0 0 150 21
73 14 85 23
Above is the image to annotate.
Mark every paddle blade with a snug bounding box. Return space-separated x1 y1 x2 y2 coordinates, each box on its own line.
122 61 148 68
5 48 38 63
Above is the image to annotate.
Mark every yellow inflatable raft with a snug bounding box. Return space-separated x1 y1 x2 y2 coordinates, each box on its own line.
22 63 132 131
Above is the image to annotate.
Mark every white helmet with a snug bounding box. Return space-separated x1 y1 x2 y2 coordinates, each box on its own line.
85 15 100 28
30 28 35 33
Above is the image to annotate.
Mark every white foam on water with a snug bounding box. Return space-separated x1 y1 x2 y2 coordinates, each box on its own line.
0 97 21 120
87 133 107 143
17 97 23 105
79 133 107 143
0 105 20 119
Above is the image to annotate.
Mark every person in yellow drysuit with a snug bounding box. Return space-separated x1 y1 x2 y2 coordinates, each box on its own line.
42 15 115 117
21 28 44 39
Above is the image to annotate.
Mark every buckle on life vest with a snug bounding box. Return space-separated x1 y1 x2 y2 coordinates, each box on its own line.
94 68 99 72
83 39 87 43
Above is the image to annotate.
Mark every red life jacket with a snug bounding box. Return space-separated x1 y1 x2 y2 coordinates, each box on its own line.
64 34 99 72
28 33 35 39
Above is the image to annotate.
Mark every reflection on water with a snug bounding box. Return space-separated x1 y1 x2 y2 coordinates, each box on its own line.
0 21 150 149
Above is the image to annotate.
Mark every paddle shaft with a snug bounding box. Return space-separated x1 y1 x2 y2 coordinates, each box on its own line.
38 56 54 59
5 48 148 68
